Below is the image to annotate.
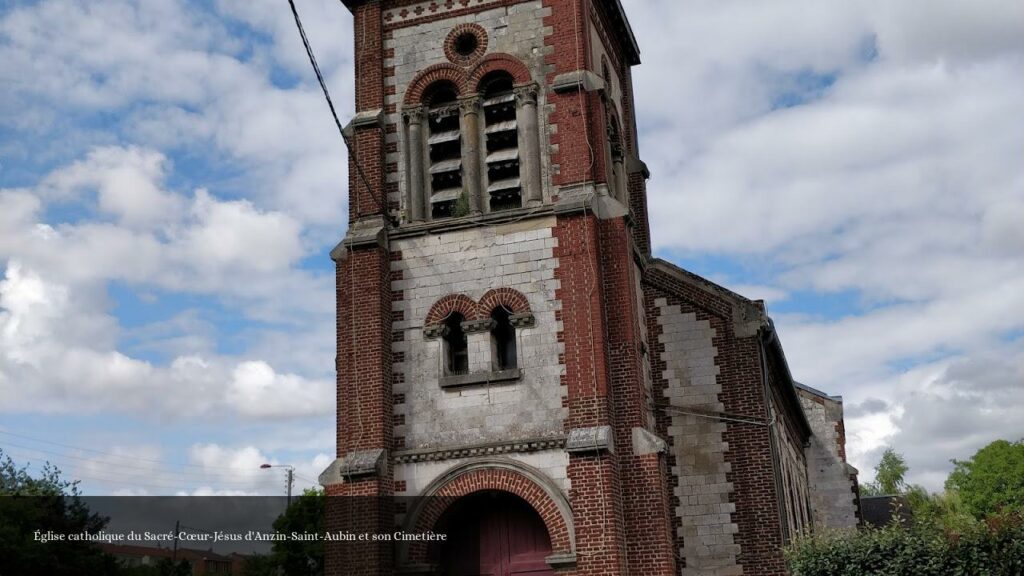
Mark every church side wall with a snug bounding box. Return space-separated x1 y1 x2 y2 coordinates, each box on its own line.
645 269 792 576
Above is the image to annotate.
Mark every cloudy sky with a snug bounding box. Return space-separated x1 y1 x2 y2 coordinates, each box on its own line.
0 0 1021 495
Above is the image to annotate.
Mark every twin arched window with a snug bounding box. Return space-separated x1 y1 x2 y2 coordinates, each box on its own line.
403 69 543 223
440 307 518 376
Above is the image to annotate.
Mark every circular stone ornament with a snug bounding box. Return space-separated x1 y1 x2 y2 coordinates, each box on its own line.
445 24 488 66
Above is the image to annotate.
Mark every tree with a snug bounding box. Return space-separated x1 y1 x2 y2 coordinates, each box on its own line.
0 448 123 576
268 488 324 576
946 439 1024 519
861 447 909 496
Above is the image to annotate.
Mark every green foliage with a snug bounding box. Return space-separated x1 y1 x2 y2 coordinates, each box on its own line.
452 190 471 218
0 448 123 576
946 439 1024 519
1 448 81 496
786 512 1024 576
905 486 978 534
871 448 909 495
268 488 324 576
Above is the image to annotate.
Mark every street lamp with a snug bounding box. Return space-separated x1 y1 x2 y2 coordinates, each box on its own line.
260 463 295 507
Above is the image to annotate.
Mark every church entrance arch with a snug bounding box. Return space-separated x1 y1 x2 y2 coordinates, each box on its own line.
436 491 553 576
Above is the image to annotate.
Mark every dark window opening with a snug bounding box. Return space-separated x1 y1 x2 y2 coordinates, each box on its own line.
491 308 517 371
480 71 521 213
453 32 479 57
426 83 463 220
443 313 469 375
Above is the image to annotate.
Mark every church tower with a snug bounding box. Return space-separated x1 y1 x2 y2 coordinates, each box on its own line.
318 0 675 574
318 1 860 575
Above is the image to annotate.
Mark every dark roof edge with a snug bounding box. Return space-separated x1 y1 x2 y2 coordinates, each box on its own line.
762 318 813 442
601 0 641 65
649 258 758 308
794 381 843 402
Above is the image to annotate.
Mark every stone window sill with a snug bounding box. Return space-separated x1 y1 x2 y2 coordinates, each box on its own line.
440 368 521 389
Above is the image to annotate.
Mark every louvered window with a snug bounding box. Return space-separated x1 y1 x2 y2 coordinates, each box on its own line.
481 73 522 212
426 88 463 219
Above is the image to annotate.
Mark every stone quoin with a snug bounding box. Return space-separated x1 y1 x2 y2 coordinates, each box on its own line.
319 1 861 575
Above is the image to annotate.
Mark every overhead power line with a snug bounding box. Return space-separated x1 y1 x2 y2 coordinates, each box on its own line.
0 430 258 472
286 0 388 221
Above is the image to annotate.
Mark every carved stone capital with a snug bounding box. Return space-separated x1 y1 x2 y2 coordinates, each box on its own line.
610 142 625 161
509 312 536 328
402 105 426 124
514 83 539 106
423 323 443 340
458 94 482 116
461 318 496 333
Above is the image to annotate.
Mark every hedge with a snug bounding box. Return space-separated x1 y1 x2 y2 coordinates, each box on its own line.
786 514 1024 576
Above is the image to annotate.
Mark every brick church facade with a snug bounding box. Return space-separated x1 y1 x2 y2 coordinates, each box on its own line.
317 1 860 575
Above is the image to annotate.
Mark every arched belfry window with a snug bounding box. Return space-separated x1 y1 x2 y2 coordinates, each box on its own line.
480 72 522 212
606 112 627 205
442 312 469 375
490 307 517 371
425 83 463 219
402 58 543 224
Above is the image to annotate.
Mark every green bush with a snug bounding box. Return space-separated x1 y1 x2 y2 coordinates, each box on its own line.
786 513 1024 576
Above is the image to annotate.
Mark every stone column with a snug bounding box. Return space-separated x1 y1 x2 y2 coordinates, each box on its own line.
515 84 543 206
459 95 483 215
611 142 628 205
403 106 426 222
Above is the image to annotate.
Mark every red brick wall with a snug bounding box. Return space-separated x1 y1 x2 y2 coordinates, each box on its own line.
349 2 386 222
598 218 676 575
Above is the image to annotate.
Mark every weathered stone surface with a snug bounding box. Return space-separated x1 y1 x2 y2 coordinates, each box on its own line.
655 299 742 575
565 426 615 454
799 387 860 529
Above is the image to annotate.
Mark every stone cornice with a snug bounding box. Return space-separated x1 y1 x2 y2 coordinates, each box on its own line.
393 436 566 464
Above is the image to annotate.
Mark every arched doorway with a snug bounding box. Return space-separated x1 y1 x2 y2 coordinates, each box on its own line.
436 491 554 576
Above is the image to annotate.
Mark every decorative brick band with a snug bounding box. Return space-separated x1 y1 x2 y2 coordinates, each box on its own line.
478 287 532 316
403 63 469 105
401 460 575 564
467 53 534 89
424 289 535 338
424 293 480 326
394 437 566 464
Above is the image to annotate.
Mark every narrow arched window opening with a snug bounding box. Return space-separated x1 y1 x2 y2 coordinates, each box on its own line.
490 307 517 371
480 71 522 212
442 312 469 375
425 83 463 219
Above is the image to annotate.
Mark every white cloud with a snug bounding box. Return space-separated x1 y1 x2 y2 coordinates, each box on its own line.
630 0 1024 489
42 146 183 227
226 361 333 419
0 261 329 420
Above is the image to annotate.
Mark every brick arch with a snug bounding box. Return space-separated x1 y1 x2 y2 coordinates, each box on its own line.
403 63 469 106
467 53 533 90
477 287 532 317
401 460 575 564
425 294 479 326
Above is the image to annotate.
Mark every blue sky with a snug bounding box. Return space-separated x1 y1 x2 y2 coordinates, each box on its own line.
1 0 1022 494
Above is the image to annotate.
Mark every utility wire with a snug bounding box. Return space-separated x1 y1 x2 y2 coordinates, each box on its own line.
286 0 388 221
0 442 270 480
0 430 262 472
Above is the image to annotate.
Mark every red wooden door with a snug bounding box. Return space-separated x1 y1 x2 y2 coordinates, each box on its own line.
441 493 553 576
